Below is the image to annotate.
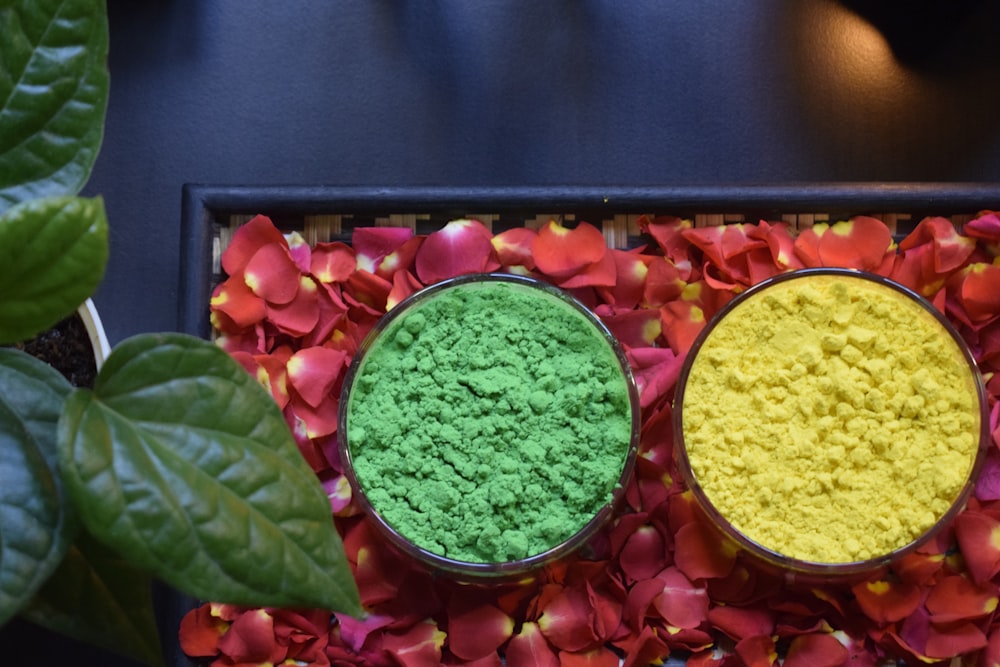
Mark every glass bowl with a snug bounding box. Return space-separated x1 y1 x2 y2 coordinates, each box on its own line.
673 268 989 582
338 273 640 581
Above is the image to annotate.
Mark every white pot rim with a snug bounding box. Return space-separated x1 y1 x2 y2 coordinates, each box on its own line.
76 298 111 370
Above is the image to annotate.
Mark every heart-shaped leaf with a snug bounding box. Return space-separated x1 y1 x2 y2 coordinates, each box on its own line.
0 196 108 344
20 530 164 667
0 348 75 626
0 0 109 214
58 333 362 616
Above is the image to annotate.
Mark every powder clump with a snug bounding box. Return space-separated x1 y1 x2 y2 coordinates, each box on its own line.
346 279 633 563
681 272 981 564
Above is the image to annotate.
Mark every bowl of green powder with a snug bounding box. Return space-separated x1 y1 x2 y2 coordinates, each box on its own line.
674 268 989 581
339 273 640 580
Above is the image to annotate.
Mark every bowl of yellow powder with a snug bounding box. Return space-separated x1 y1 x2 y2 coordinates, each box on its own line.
675 268 988 579
339 273 640 580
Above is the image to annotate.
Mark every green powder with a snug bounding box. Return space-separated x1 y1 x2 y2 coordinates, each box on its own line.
345 278 633 563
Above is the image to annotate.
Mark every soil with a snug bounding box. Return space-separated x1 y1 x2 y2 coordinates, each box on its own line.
13 313 98 388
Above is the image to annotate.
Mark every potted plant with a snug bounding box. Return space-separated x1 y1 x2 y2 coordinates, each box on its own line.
0 2 360 665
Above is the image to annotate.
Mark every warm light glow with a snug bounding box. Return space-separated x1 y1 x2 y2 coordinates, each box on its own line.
811 2 903 100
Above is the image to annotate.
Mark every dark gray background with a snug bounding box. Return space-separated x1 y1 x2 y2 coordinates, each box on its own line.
84 0 1000 346
7 0 998 664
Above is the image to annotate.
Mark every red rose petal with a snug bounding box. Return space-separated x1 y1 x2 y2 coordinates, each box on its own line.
414 219 498 284
955 263 1000 324
353 227 415 273
925 622 988 659
851 579 922 624
532 220 607 281
538 584 601 652
899 216 977 273
975 449 1000 502
217 609 285 664
244 242 303 305
179 604 228 658
598 308 661 349
286 346 348 408
954 510 1000 584
651 567 709 629
222 214 288 275
782 633 849 667
793 225 824 268
377 236 424 279
506 622 560 667
311 241 357 284
386 269 424 311
618 524 667 584
734 634 778 667
626 345 684 409
597 249 648 309
265 276 320 336
756 220 804 272
660 299 708 355
817 217 894 270
381 619 446 667
558 246 618 289
613 624 671 667
706 605 774 641
447 602 514 661
673 519 736 580
557 647 621 667
925 575 999 622
642 257 685 307
211 276 267 329
964 211 1000 246
492 227 538 270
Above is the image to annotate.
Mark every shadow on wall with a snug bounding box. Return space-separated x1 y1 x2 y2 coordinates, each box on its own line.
776 0 1000 180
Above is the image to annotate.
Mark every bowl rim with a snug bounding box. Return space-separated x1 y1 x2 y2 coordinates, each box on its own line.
338 271 642 580
672 267 990 577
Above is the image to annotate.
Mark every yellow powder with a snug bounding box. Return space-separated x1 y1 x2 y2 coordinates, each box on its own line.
680 272 982 564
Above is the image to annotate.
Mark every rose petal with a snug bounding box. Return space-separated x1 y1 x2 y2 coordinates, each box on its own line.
217 609 285 664
377 236 424 279
558 247 618 289
817 217 894 270
447 602 514 661
265 275 320 336
415 219 498 284
925 574 999 622
532 220 607 280
734 634 778 667
626 345 684 409
850 579 922 624
179 604 229 658
353 227 415 273
618 524 667 584
387 269 425 311
706 605 774 641
245 242 303 304
899 216 977 273
211 275 267 329
976 449 1000 501
222 214 288 275
557 647 621 667
538 584 600 652
673 519 736 580
651 567 709 630
925 622 988 659
598 308 661 349
953 510 1000 584
595 249 649 309
492 227 538 270
381 619 446 667
642 257 685 307
782 633 849 667
286 346 348 408
506 622 560 667
614 624 672 667
311 241 357 284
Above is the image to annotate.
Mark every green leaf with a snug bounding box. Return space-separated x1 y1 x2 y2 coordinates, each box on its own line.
0 347 75 626
0 195 108 344
0 0 109 214
58 333 362 616
20 530 164 667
